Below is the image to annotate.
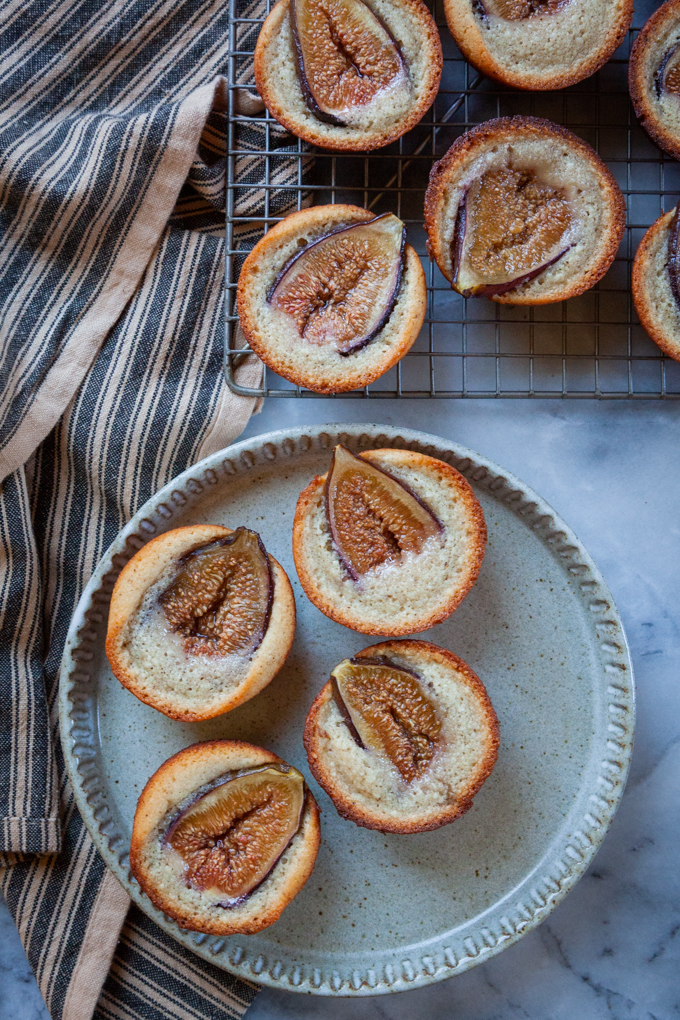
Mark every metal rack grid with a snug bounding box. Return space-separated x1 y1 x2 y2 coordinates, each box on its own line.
224 0 680 399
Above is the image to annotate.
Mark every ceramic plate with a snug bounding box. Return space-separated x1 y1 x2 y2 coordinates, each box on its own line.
59 424 634 996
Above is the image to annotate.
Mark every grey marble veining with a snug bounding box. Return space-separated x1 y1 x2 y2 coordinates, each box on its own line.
2 399 679 1020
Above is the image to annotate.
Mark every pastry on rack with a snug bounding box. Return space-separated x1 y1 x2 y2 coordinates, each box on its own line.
106 525 295 721
632 206 680 362
292 443 486 635
130 741 320 934
304 640 499 833
237 205 427 393
630 0 680 160
443 0 632 91
424 116 626 305
254 0 442 151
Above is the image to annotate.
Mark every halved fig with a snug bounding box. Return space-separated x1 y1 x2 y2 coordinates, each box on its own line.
475 0 568 20
166 765 305 904
159 528 273 657
451 167 572 297
324 444 442 579
332 657 441 781
291 0 407 125
668 205 680 307
655 43 680 99
268 214 405 355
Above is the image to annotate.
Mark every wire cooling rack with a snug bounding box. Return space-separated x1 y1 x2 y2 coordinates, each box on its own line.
224 0 680 398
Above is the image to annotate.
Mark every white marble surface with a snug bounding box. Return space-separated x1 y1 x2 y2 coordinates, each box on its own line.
2 399 679 1020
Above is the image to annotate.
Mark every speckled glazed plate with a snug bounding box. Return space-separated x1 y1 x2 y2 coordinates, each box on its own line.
59 424 634 996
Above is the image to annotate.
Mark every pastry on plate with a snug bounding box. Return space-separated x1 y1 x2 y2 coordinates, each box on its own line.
443 0 632 91
106 525 295 721
254 0 442 151
304 640 499 832
632 206 680 362
630 0 680 160
424 116 626 305
237 205 427 393
292 443 486 635
130 741 320 934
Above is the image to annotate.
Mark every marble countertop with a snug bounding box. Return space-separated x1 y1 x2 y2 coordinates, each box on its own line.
2 398 679 1020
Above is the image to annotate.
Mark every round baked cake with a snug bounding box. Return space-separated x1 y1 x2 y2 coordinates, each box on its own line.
424 116 626 305
130 741 320 935
630 0 680 160
254 0 442 151
443 0 632 91
237 205 427 393
106 525 295 721
304 640 500 833
292 444 486 635
632 207 680 362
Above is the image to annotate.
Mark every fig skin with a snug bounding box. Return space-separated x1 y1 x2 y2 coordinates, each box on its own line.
668 205 680 308
165 764 305 906
290 0 407 126
130 741 321 936
449 168 573 298
267 214 406 356
332 656 441 782
324 443 443 580
160 527 273 657
655 41 680 99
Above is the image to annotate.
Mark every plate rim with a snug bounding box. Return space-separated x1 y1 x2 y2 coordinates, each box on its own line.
58 423 635 996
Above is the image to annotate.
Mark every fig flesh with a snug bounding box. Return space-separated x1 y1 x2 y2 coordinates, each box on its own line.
268 214 405 355
159 528 273 657
332 657 441 782
451 167 572 298
166 765 305 905
291 0 408 125
324 444 442 579
655 43 680 99
475 0 568 19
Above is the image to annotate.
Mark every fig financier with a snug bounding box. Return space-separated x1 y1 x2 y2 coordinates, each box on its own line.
105 525 296 722
304 641 500 833
292 445 486 635
130 741 320 935
631 206 680 363
630 1 680 161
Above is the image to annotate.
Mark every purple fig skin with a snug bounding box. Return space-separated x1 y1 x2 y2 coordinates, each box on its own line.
267 214 406 357
163 527 274 654
324 444 443 582
331 676 365 747
163 764 305 909
667 205 680 308
290 0 407 126
655 42 680 99
450 189 572 298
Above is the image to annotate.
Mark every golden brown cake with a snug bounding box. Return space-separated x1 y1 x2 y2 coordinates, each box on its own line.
630 0 680 160
130 741 320 935
632 207 680 362
106 525 295 721
424 116 626 305
304 640 500 833
237 205 427 393
292 444 486 635
444 0 632 91
254 0 442 151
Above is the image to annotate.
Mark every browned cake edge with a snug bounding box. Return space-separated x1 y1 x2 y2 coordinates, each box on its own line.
291 448 487 635
304 640 500 833
106 525 296 721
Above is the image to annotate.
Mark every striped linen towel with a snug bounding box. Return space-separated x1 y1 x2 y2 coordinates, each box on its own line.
0 0 309 1016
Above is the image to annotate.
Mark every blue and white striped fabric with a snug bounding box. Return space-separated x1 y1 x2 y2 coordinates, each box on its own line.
0 0 306 1015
